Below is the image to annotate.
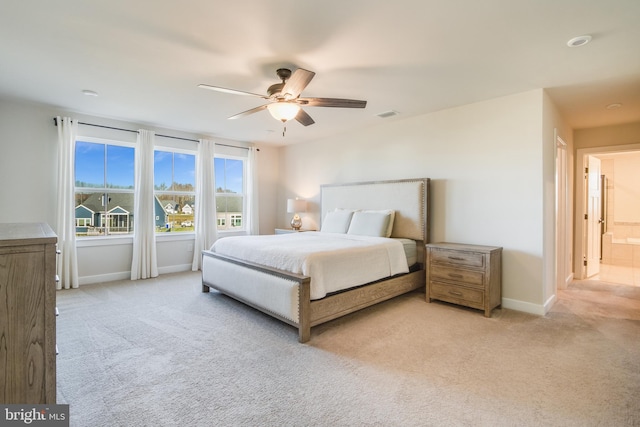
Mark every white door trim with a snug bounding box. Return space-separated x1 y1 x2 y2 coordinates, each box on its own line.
555 133 570 290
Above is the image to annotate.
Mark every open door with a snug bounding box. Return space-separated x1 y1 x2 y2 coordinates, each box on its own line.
585 155 602 277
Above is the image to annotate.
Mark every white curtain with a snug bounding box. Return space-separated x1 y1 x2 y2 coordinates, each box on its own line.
192 139 218 270
246 147 260 235
55 117 79 289
130 129 158 280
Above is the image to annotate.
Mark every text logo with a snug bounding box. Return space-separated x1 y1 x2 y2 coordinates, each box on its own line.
1 405 69 427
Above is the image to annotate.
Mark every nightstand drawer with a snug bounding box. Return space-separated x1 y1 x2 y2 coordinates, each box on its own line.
430 265 484 287
430 281 484 306
430 249 484 268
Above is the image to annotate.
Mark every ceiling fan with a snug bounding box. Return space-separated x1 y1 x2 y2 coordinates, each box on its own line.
198 68 367 127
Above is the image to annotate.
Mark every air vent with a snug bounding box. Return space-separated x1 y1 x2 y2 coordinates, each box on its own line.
376 110 399 118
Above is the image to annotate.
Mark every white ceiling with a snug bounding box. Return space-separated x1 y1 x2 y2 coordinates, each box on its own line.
1 0 639 146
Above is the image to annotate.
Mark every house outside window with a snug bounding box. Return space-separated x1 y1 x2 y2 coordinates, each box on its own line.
230 214 242 227
74 139 136 237
154 149 196 233
215 156 245 231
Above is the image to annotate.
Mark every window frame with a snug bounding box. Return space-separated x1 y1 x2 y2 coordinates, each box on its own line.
74 136 136 240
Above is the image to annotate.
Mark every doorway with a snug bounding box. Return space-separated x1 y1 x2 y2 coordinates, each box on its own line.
575 145 640 286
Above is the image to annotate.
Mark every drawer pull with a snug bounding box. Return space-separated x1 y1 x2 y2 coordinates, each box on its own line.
448 290 464 297
448 273 464 279
448 256 465 261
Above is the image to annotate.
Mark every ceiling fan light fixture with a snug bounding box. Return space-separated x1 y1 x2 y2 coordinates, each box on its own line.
267 102 300 122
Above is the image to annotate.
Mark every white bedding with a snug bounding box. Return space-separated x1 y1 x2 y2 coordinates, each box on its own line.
210 231 409 300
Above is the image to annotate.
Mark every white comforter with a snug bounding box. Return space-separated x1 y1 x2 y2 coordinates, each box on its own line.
210 232 409 300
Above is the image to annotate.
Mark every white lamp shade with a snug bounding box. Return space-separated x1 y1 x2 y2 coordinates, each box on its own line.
287 198 307 213
267 102 301 122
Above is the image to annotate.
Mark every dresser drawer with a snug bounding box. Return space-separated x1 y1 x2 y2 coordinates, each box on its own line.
430 281 484 306
429 265 484 287
430 248 484 268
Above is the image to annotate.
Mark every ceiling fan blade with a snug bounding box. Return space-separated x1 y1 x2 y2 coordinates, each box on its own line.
298 97 367 108
198 84 267 99
281 68 316 100
295 109 315 127
228 104 268 120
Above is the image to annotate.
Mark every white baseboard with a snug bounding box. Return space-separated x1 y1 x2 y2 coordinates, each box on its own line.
543 294 557 314
78 271 130 286
501 298 546 316
158 264 193 275
78 264 193 286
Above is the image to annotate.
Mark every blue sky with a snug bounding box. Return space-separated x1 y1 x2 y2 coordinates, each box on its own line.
154 150 195 190
75 141 134 188
76 141 242 193
215 157 243 194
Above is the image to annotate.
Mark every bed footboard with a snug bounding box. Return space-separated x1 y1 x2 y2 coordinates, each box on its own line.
202 250 312 342
202 250 424 343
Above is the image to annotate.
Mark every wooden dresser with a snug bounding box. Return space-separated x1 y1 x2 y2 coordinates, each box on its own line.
0 223 57 403
426 242 502 317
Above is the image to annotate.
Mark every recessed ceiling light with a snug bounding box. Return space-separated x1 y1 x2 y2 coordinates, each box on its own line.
567 35 592 47
82 89 98 96
606 103 622 110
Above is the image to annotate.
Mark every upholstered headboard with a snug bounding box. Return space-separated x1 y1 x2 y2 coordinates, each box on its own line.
320 178 430 243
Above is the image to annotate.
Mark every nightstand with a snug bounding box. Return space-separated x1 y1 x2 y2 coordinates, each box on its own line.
274 228 315 234
426 242 502 317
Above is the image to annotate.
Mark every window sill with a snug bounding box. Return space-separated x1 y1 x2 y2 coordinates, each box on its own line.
76 235 133 248
76 232 196 248
75 231 251 247
156 232 195 242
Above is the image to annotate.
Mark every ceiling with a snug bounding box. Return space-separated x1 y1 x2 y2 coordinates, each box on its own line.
1 1 639 146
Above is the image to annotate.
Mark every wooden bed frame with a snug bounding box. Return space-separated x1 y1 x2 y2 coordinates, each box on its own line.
201 178 430 343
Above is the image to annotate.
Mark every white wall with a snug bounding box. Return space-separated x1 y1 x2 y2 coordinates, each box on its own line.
278 89 555 311
0 98 59 226
607 152 640 223
0 97 279 284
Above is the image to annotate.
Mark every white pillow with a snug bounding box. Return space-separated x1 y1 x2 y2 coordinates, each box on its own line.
347 210 393 237
321 210 354 233
362 209 395 237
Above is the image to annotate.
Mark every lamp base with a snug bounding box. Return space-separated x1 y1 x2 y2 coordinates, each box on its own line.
290 214 302 230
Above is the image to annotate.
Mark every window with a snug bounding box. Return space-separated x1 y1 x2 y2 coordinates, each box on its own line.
154 149 195 233
75 140 135 237
76 218 92 227
215 156 245 231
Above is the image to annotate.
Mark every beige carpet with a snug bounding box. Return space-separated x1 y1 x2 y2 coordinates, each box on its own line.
55 272 640 426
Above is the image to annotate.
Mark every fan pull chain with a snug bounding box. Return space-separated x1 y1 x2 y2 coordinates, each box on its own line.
283 125 287 137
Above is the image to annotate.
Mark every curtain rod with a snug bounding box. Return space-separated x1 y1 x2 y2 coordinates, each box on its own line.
52 118 256 151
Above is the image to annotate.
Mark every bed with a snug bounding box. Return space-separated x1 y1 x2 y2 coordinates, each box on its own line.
201 178 430 342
